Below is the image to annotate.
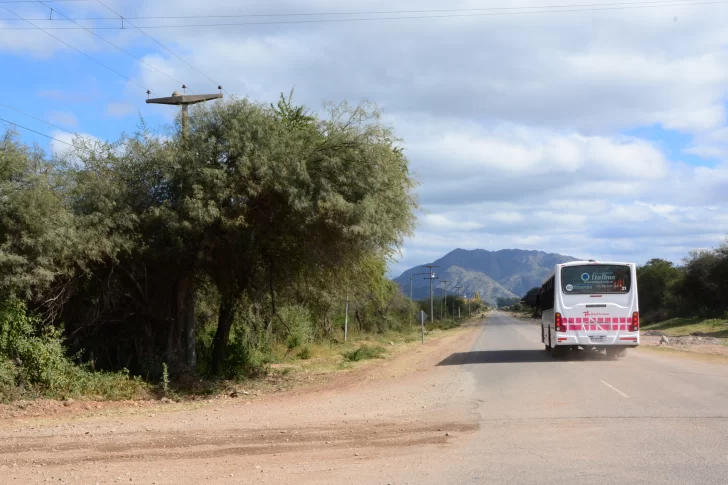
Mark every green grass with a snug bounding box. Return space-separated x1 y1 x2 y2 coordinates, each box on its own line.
642 317 728 338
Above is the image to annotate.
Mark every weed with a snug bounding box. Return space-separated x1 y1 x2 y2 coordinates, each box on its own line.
161 363 170 396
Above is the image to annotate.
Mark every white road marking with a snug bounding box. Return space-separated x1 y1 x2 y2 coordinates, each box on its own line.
567 361 574 365
600 380 629 398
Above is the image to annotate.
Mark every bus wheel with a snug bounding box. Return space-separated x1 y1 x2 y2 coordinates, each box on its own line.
606 347 626 359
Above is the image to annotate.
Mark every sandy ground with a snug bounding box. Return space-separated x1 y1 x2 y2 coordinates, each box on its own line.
0 321 484 484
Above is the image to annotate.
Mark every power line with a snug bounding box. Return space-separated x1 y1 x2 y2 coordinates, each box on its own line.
0 0 723 27
0 117 73 145
0 102 77 135
0 5 152 94
1 0 715 20
34 0 193 93
0 0 86 3
94 0 225 93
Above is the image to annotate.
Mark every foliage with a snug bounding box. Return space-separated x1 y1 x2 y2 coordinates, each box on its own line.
0 91 419 400
342 345 387 362
0 298 147 402
0 131 78 300
297 346 312 360
637 259 682 322
638 245 728 324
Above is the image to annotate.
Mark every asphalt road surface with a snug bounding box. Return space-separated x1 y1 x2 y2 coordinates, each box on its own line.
437 311 728 485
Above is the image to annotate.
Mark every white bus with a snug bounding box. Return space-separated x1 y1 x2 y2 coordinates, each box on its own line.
540 260 639 358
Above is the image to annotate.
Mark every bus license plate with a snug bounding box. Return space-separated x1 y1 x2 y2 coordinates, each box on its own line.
589 336 606 343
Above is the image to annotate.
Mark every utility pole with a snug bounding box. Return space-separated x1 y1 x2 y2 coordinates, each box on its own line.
423 265 439 324
146 86 223 134
344 292 349 342
409 272 431 302
440 280 450 320
454 285 462 320
145 85 223 370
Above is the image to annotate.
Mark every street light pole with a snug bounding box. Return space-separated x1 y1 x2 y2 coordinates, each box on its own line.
454 285 462 320
409 272 431 302
423 265 439 324
440 280 450 320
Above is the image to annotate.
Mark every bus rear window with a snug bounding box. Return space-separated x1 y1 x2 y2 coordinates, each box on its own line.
561 265 631 294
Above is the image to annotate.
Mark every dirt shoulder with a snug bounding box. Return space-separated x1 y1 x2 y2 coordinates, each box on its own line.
0 319 484 484
0 322 472 422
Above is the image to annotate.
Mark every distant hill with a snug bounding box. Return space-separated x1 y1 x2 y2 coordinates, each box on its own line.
394 248 578 305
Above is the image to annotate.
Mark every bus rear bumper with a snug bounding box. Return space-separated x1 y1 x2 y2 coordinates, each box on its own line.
555 333 640 346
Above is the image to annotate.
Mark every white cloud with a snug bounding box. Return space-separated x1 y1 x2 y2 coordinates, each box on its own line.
105 102 137 118
49 130 102 161
46 111 78 129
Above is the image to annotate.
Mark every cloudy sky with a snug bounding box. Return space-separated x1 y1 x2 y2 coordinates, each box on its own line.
2 0 727 277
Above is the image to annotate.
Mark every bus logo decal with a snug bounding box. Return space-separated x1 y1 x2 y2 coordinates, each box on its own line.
581 272 590 282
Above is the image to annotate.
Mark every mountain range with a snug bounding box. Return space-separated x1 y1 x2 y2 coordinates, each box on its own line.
394 248 578 306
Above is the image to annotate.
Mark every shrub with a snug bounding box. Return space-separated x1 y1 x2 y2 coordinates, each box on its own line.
286 334 301 351
0 298 148 402
342 345 387 362
297 346 312 360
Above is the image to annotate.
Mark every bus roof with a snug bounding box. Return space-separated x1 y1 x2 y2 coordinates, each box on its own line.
561 260 635 267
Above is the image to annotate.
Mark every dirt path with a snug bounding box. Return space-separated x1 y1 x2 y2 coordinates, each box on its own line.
0 321 484 484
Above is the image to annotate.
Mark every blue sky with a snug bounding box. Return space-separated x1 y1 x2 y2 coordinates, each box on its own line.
2 0 728 278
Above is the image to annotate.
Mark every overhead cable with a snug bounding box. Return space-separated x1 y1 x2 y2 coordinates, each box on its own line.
0 117 73 145
0 4 152 94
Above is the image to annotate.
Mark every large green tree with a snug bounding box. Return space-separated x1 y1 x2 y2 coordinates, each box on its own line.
0 131 76 300
177 97 416 373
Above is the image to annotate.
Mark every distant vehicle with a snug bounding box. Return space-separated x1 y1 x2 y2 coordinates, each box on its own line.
539 261 639 358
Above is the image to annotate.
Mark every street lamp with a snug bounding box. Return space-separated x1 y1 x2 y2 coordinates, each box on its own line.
440 280 450 320
422 265 439 324
454 286 462 320
409 272 431 302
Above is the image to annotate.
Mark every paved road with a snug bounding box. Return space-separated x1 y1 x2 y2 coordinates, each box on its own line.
439 311 728 485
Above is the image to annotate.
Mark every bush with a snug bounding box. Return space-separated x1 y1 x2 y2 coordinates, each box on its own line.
217 327 270 381
0 298 147 402
297 346 312 360
277 305 314 345
342 345 387 362
286 334 301 351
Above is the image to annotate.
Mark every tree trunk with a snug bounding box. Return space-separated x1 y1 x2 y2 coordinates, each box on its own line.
168 276 196 371
166 278 187 367
183 280 196 370
211 295 235 376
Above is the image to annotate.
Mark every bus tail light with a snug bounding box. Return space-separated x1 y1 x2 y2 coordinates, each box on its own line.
629 312 639 332
555 313 565 332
